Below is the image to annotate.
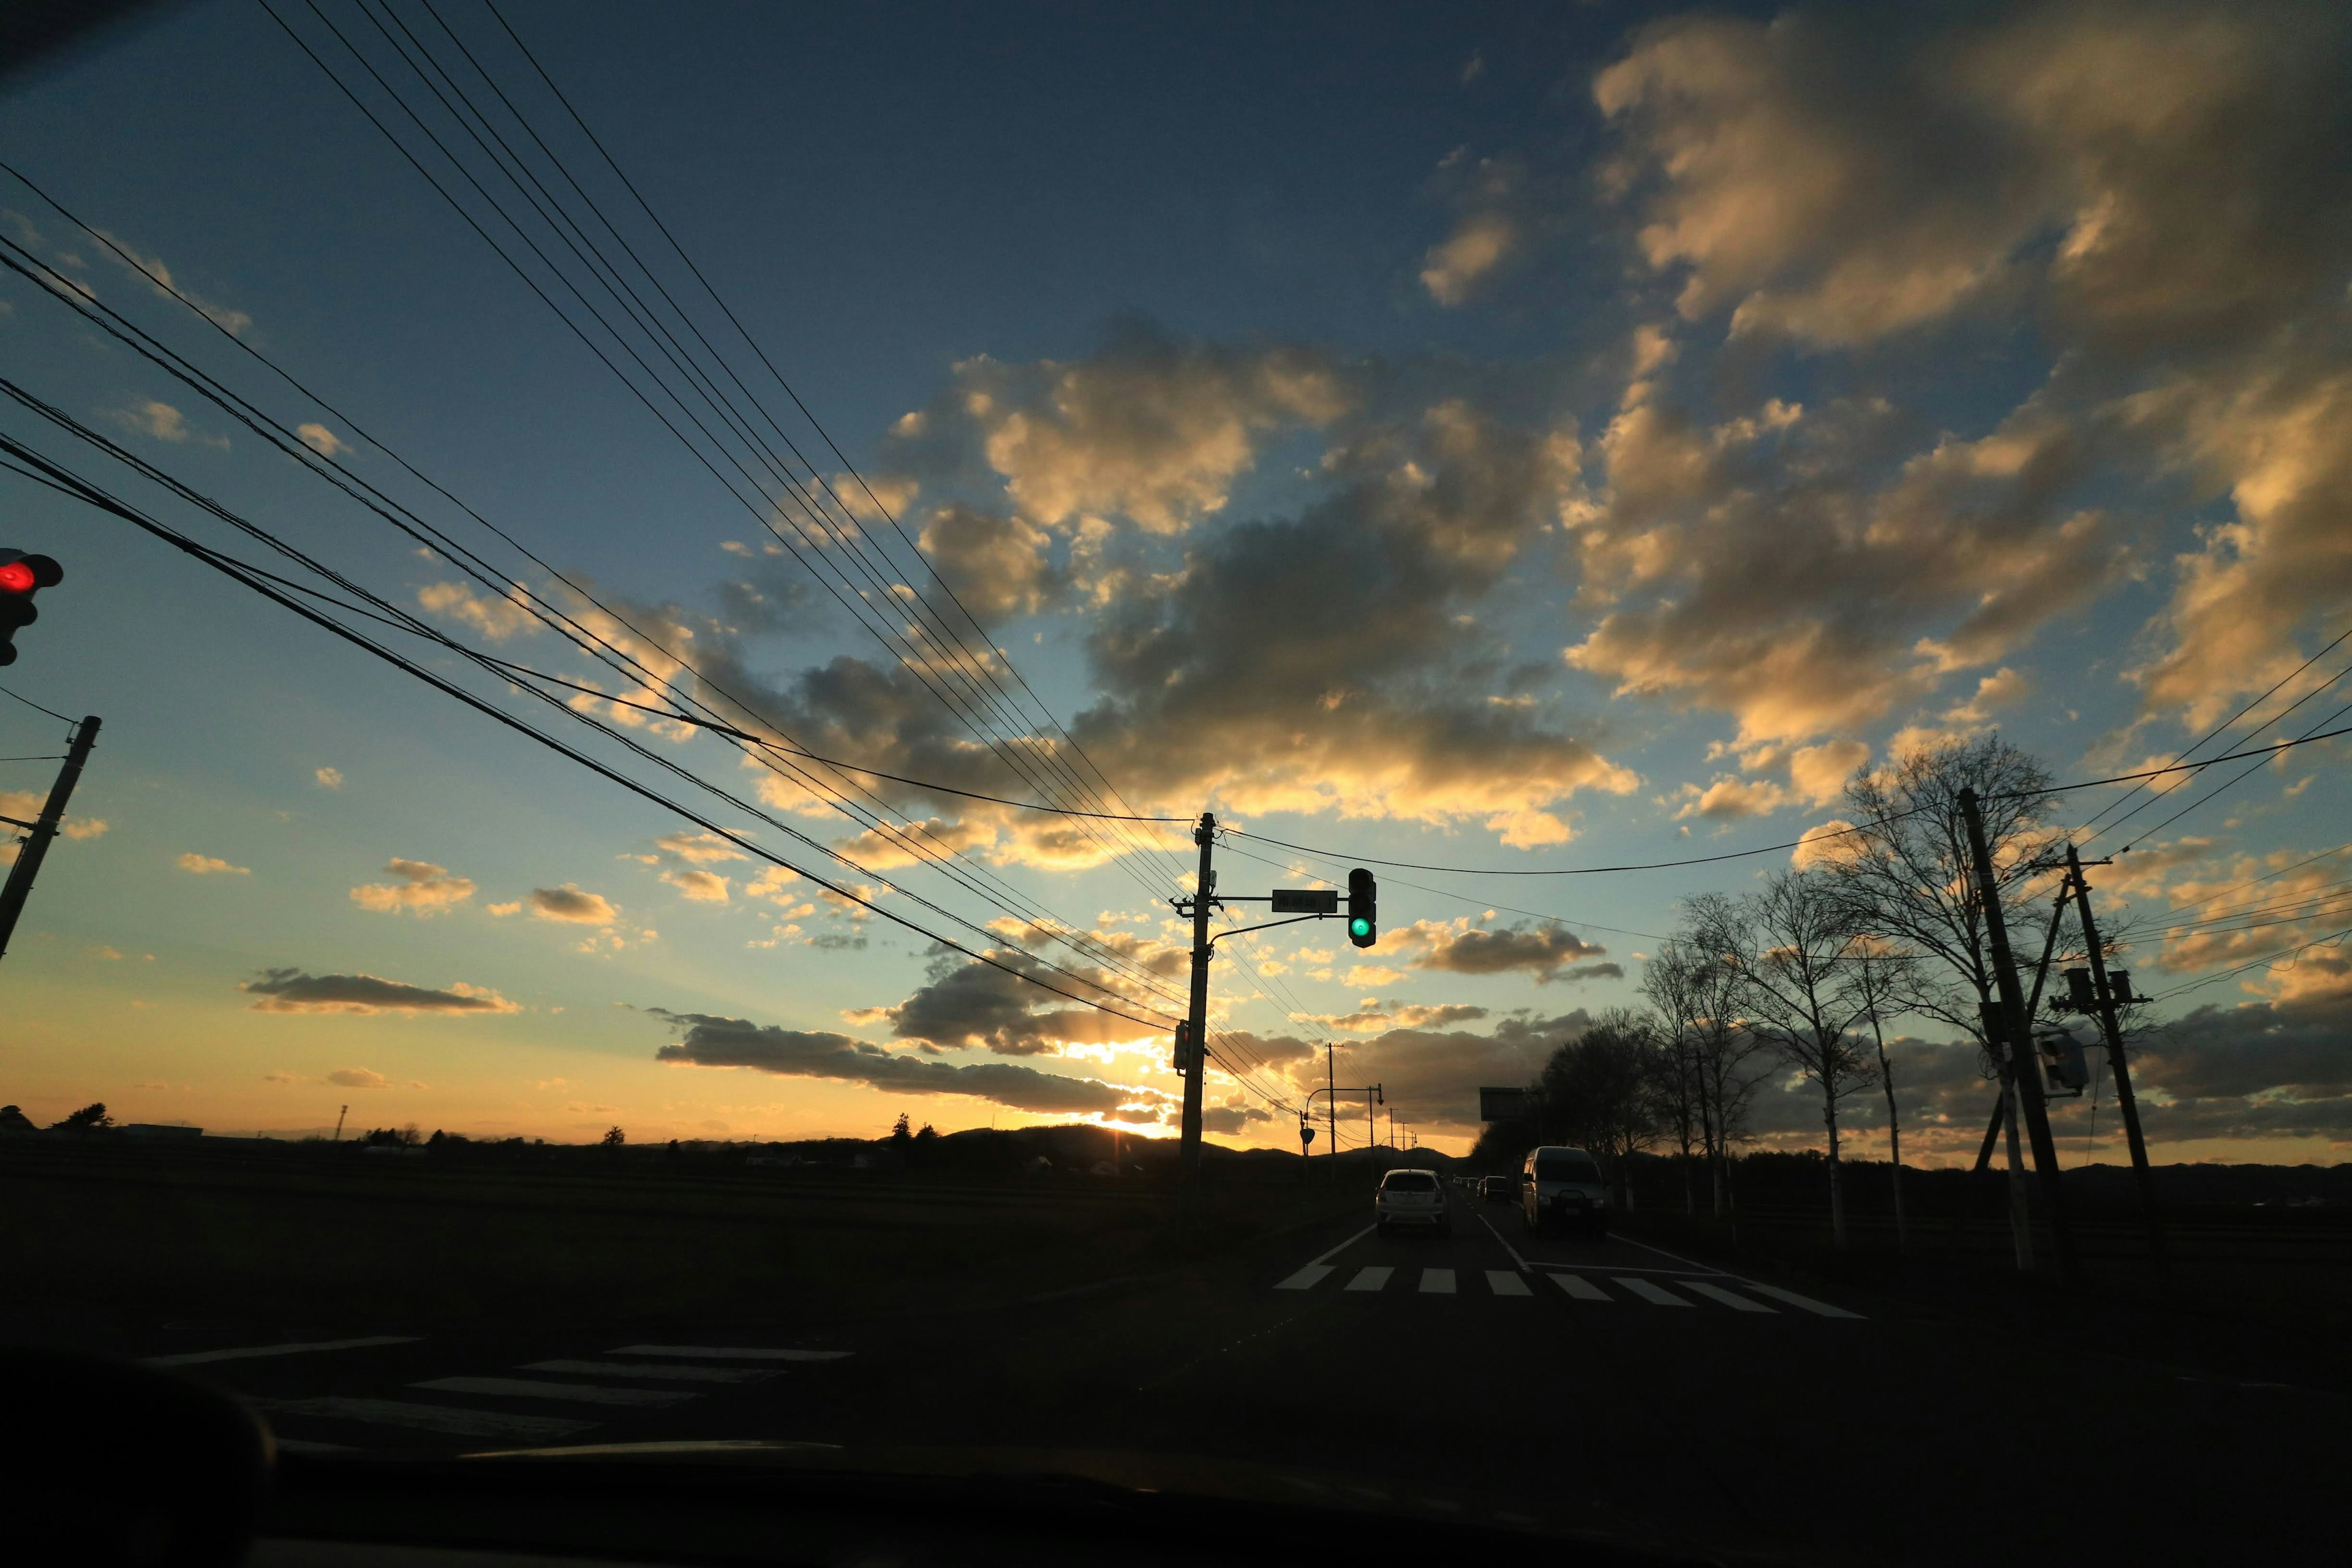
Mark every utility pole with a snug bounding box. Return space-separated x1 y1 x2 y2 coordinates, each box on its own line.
1327 1041 1336 1182
0 714 100 964
1959 786 2075 1284
1178 812 1216 1188
333 1105 349 1142
2067 844 2167 1276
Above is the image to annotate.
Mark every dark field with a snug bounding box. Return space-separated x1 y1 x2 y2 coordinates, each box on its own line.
0 1136 1352 1349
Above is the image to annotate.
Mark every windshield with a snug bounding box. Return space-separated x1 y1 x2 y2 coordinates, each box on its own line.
7 4 2344 1566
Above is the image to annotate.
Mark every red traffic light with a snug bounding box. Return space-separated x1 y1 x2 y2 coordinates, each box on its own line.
0 552 61 593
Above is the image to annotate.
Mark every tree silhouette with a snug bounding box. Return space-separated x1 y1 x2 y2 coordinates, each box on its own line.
55 1102 112 1131
601 1126 626 1146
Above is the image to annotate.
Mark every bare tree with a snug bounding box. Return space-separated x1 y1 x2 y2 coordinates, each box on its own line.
1843 943 1911 1248
1534 1009 1667 1208
1640 943 1708 1215
1679 897 1778 1219
1697 873 1880 1247
1821 734 2059 1064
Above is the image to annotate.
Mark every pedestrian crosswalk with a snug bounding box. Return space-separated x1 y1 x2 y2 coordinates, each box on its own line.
254 1341 854 1450
1275 1263 1859 1317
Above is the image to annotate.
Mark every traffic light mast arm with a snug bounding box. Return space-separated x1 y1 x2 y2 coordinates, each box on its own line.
1200 912 1332 944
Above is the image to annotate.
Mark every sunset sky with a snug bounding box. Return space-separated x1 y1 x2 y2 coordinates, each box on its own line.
3 0 2347 1165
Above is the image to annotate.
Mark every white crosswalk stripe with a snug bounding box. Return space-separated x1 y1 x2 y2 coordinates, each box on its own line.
521 1359 776 1383
613 1344 854 1361
257 1341 862 1451
1613 1277 1693 1306
258 1396 592 1441
1741 1283 1864 1319
411 1376 695 1408
1269 1256 1848 1317
1680 1281 1776 1313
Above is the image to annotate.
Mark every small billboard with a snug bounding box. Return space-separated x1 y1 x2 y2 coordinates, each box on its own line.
1479 1087 1537 1121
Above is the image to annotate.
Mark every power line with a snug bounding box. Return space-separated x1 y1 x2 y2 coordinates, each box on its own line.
2147 924 2352 1004
1223 729 2352 880
0 179 1193 1019
2154 843 2352 921
0 421 1187 1034
0 685 76 725
470 0 1182 891
1213 835 1667 942
2114 704 2352 858
1224 812 1923 876
267 0 1188 914
2073 622 2352 843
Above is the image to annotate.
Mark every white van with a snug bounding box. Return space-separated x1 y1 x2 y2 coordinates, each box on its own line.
1520 1145 1608 1238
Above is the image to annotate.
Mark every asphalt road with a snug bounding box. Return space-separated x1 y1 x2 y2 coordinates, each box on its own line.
107 1183 2346 1566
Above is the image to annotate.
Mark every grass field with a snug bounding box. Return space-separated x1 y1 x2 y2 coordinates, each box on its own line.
0 1137 1355 1344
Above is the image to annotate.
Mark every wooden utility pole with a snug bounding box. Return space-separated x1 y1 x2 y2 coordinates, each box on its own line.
1959 787 2075 1283
0 714 99 964
2066 844 2167 1276
1178 812 1216 1188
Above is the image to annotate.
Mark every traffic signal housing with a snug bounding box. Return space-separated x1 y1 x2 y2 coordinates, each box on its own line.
1347 867 1378 948
0 550 62 667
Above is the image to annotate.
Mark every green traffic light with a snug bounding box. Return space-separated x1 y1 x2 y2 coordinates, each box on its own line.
1349 916 1373 939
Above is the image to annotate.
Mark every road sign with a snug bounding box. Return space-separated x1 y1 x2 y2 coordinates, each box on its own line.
1299 1125 1316 1145
1479 1087 1537 1121
1270 888 1340 914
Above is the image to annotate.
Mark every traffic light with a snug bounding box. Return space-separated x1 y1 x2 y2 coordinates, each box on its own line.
1170 1020 1196 1073
1347 867 1377 948
0 550 62 667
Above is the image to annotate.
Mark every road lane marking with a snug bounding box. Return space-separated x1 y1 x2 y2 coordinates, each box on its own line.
1485 1270 1532 1297
1308 1224 1379 1267
1680 1281 1776 1313
1551 1273 1610 1302
1741 1283 1864 1319
612 1344 854 1361
1419 1269 1457 1294
520 1360 775 1383
1472 1210 1531 1271
1275 1264 1335 1291
1526 1261 1713 1276
146 1335 421 1368
1610 1234 1736 1276
1344 1266 1394 1292
412 1377 695 1408
1614 1277 1693 1307
258 1396 590 1440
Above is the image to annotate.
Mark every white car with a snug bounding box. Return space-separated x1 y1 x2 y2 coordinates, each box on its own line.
1374 1168 1451 1237
1521 1145 1610 1238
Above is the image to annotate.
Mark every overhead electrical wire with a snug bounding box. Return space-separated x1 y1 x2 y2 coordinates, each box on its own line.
0 405 1186 1034
258 0 1126 865
0 176 1197 1021
2115 701 2352 857
267 0 1210 963
2146 924 2352 1004
325 0 1177 895
1224 731 2352 880
0 432 1185 1033
0 685 77 725
2071 622 2352 844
